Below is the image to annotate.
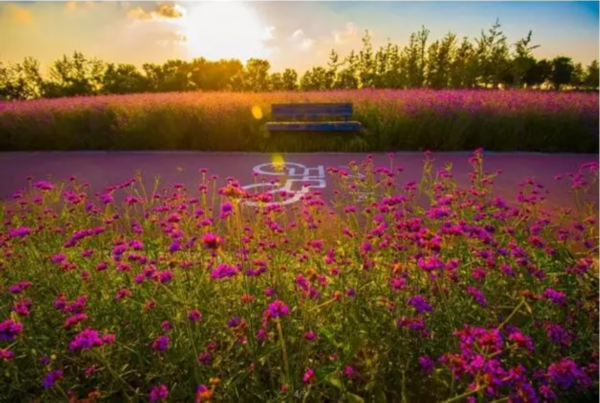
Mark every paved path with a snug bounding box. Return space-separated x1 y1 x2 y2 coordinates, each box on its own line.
0 152 597 210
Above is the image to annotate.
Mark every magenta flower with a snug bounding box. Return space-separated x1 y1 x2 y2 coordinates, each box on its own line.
149 384 169 402
265 300 290 318
542 288 567 305
419 356 435 374
188 309 202 322
547 359 592 389
34 180 54 191
304 330 317 341
69 328 104 351
0 348 15 361
0 319 24 341
198 351 213 364
201 233 223 250
210 264 239 280
8 281 32 294
302 367 316 383
8 226 31 238
151 335 170 352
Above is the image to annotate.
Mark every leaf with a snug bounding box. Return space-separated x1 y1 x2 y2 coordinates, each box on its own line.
347 393 365 403
327 375 343 390
374 387 387 403
344 334 365 360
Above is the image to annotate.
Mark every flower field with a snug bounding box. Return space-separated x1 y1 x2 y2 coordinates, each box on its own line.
0 89 598 153
0 151 598 402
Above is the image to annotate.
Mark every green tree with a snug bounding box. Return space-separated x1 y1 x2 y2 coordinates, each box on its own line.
43 51 105 97
475 19 510 87
358 30 377 88
269 72 284 91
523 59 552 88
102 63 148 94
426 33 457 89
550 56 575 90
404 26 429 88
243 59 271 92
584 60 599 89
510 31 539 88
281 68 298 91
300 66 334 91
450 37 478 88
335 51 360 89
0 57 43 100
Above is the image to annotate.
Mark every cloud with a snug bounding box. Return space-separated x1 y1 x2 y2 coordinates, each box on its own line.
7 4 33 25
128 3 184 21
289 28 314 50
333 22 357 44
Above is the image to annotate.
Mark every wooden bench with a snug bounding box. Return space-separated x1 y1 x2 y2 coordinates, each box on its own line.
266 103 362 132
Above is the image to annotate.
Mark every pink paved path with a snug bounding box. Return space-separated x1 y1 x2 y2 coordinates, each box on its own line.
0 152 597 210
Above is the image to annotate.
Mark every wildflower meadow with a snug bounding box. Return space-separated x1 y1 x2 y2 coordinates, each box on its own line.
1 150 598 402
0 89 598 153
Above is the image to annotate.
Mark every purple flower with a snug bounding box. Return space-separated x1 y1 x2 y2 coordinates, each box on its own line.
151 335 170 352
0 319 24 341
210 264 238 280
265 300 290 318
34 180 54 191
188 309 202 322
8 226 31 238
69 328 104 351
198 351 213 364
158 270 173 284
547 359 592 389
304 331 317 341
542 288 567 305
40 369 62 389
149 384 169 402
168 240 181 253
344 365 357 379
408 295 433 313
466 286 488 306
9 281 32 294
419 356 435 374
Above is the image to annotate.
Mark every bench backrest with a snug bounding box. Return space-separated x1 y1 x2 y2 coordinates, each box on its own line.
271 103 353 121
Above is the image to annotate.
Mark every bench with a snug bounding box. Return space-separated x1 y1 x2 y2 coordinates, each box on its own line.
266 103 362 132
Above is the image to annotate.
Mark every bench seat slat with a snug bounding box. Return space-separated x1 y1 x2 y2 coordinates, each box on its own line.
272 103 353 119
266 121 362 132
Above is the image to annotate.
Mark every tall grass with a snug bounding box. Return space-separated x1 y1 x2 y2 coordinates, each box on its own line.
0 90 597 152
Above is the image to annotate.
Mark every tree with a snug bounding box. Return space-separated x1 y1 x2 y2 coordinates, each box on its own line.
523 59 552 88
269 72 284 91
102 63 148 94
300 66 334 91
335 51 360 89
475 19 510 87
450 37 478 88
550 56 575 90
43 52 105 97
510 31 539 88
358 31 377 88
404 26 429 88
243 59 271 92
281 69 298 90
427 33 457 89
584 60 599 89
0 57 43 100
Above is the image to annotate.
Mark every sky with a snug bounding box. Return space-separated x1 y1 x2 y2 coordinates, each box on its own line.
0 1 598 74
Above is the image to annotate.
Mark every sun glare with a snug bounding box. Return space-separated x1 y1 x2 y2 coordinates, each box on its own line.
180 2 272 62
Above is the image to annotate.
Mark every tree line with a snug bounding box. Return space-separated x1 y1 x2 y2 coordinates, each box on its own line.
1 20 598 100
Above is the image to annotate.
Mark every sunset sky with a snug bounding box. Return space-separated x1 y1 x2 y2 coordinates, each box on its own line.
1 1 598 74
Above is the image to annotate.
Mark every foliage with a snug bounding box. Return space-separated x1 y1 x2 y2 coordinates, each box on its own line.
0 89 597 153
0 152 598 402
0 21 598 101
